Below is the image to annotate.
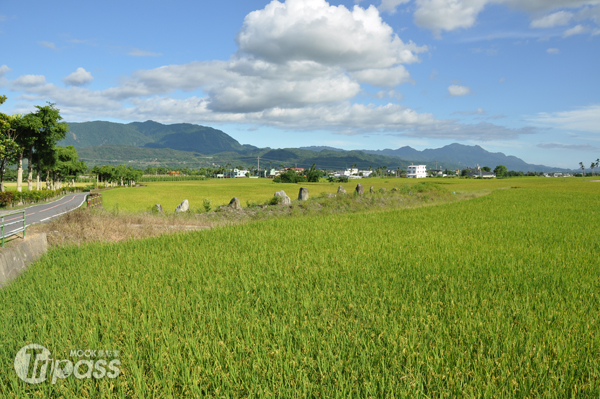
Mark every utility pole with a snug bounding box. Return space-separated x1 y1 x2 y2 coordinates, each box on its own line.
257 156 260 176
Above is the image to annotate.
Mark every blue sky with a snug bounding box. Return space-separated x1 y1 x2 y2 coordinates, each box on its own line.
1 0 599 169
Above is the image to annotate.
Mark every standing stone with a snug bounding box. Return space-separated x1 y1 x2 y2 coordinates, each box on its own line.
175 199 189 213
355 183 364 195
228 197 242 210
370 186 375 194
153 204 163 214
298 187 309 201
337 186 347 195
274 190 291 205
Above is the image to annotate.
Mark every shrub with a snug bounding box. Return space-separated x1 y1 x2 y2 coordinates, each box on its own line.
203 198 212 213
266 196 282 206
0 192 14 207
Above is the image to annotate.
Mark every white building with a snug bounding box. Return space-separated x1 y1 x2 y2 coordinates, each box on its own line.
407 165 427 178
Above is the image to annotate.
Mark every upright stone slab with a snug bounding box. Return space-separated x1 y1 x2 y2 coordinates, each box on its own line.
175 199 189 213
298 187 309 201
355 183 364 195
370 186 375 194
337 186 347 195
274 190 291 205
229 197 242 210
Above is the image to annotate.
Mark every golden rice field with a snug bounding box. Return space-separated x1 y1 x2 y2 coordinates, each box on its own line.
99 176 567 213
1 177 599 397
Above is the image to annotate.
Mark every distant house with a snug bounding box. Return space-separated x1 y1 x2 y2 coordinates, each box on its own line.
466 166 495 178
223 168 249 178
407 165 427 178
168 170 180 176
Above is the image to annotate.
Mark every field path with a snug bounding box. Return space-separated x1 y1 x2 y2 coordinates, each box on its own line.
0 193 88 235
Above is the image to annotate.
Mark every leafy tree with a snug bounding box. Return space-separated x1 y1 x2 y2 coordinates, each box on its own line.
579 162 585 177
0 114 20 192
305 163 320 182
13 113 42 191
53 146 87 183
493 165 508 178
32 104 68 190
482 166 491 172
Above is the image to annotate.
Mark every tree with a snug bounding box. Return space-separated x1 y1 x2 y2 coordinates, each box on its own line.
482 166 491 172
493 165 508 178
31 104 68 190
53 146 87 184
305 163 320 182
592 162 596 177
13 113 42 192
579 162 585 177
0 114 20 192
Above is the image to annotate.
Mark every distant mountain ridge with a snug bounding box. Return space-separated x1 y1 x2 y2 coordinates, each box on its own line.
64 120 562 172
64 120 253 155
363 144 558 172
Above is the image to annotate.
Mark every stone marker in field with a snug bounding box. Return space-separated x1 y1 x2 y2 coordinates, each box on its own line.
228 197 241 210
370 186 374 194
175 199 189 213
274 190 291 205
153 204 163 214
355 183 364 195
337 186 347 195
298 187 309 201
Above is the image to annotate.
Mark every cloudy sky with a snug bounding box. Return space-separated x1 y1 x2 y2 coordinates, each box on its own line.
1 0 599 168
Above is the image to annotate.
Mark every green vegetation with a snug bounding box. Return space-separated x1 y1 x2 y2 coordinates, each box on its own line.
0 97 82 193
1 178 598 397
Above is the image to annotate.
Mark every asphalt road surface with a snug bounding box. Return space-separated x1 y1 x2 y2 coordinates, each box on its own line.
1 193 88 236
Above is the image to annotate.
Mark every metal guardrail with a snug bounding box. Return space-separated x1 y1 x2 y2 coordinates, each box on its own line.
1 210 26 248
87 193 103 209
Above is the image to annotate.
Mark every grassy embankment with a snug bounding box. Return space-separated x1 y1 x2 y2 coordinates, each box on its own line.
1 178 599 397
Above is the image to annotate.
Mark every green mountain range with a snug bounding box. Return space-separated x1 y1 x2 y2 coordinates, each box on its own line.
64 120 562 172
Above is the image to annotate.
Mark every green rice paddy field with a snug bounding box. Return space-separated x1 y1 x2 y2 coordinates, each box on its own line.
1 178 599 397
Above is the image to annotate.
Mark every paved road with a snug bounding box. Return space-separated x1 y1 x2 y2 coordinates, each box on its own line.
1 193 89 236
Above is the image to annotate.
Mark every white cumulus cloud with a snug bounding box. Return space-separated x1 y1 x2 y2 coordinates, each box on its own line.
236 0 427 70
62 68 94 87
38 41 56 50
448 84 471 96
378 0 411 14
530 10 573 28
530 104 600 134
352 66 412 87
12 74 47 88
413 0 600 36
547 47 560 53
563 24 589 36
128 48 162 57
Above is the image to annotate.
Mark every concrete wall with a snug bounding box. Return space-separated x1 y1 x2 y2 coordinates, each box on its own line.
0 233 48 288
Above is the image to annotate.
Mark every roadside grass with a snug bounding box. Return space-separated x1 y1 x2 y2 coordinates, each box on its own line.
1 179 599 397
1 182 89 191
